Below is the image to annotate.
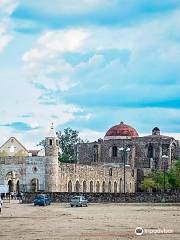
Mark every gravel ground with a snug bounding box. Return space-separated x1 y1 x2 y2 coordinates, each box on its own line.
0 200 180 240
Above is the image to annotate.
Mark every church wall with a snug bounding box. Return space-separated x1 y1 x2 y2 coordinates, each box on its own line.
25 157 45 192
58 163 136 193
100 139 135 164
0 156 45 192
77 137 178 172
0 137 28 157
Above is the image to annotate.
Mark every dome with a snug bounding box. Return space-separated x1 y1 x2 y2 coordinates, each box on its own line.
104 121 139 140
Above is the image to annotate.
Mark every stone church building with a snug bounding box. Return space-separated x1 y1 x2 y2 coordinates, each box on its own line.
0 122 179 194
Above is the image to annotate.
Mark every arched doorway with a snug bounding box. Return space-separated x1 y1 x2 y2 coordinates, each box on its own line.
8 180 13 193
31 178 39 192
90 181 93 193
96 181 100 193
6 171 19 193
108 181 112 193
102 181 106 193
68 180 72 193
83 181 87 193
119 178 123 193
75 180 80 193
114 181 117 193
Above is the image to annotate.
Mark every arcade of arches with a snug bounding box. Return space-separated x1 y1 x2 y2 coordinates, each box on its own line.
59 163 135 193
5 171 40 193
67 179 131 193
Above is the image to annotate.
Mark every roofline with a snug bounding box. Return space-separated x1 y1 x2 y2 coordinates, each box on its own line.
0 137 28 152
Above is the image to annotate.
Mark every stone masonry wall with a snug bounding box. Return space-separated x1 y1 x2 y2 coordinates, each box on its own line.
78 137 178 171
58 163 136 193
23 192 180 203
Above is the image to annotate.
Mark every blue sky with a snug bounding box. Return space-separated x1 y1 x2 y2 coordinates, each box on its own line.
0 0 180 148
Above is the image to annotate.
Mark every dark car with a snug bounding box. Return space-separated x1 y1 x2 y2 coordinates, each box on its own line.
34 194 51 206
70 196 88 207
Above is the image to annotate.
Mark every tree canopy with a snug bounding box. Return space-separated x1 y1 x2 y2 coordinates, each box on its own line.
38 127 88 163
141 160 180 192
58 128 86 163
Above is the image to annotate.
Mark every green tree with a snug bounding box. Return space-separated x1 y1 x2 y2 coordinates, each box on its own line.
38 127 88 163
141 160 180 192
58 128 87 163
168 160 180 190
141 177 157 192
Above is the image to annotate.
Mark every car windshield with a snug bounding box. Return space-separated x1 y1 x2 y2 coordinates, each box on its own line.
36 195 45 199
72 197 80 200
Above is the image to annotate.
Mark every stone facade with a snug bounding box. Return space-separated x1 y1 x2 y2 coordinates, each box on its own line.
78 128 179 189
0 123 179 194
0 137 29 157
59 163 136 193
0 156 45 192
78 135 178 169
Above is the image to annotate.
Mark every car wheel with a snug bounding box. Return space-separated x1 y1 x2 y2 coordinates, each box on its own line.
70 205 73 207
34 204 36 206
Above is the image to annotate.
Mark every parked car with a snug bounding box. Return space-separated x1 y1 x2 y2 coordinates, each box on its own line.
34 194 51 206
70 196 88 207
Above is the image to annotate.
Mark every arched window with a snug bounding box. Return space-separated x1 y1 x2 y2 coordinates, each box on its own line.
90 181 93 193
96 181 100 193
83 181 86 193
112 146 117 157
109 168 112 176
68 180 72 193
119 178 123 193
147 144 153 158
49 139 53 145
102 181 106 193
75 180 80 193
114 182 117 193
108 181 112 193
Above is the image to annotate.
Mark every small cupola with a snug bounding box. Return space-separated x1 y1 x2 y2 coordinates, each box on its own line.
152 127 160 135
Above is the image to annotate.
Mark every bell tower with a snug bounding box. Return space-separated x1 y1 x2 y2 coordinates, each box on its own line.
45 123 59 192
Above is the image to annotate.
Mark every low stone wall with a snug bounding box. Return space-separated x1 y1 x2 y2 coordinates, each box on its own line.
23 192 180 204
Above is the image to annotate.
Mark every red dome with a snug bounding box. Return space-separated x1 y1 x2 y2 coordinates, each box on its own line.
105 122 139 139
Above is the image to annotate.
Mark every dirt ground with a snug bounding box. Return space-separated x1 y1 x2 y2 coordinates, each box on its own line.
0 200 180 240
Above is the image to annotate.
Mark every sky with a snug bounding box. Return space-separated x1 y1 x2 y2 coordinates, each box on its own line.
0 0 180 148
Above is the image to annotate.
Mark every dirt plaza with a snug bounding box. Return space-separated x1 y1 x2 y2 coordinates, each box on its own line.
0 200 180 240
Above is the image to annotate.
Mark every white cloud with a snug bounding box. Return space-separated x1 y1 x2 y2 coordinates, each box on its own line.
23 29 90 62
0 0 19 15
56 77 77 92
0 25 12 52
79 129 104 142
0 0 19 52
19 9 180 146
